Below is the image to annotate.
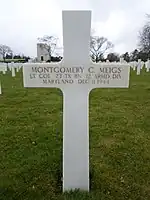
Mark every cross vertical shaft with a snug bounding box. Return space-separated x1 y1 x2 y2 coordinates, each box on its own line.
62 10 91 191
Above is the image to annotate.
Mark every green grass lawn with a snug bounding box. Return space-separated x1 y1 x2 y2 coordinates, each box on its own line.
0 69 150 200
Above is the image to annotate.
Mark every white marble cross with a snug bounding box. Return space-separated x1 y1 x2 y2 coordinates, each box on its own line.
120 58 126 64
23 10 130 192
137 59 142 75
14 63 22 73
130 61 136 71
141 61 144 69
133 61 137 71
12 67 15 77
9 62 16 77
0 63 8 95
146 60 150 72
0 63 7 74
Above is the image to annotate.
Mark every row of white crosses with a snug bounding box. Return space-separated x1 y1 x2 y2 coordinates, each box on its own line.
145 60 150 72
129 59 144 75
104 58 150 75
0 62 22 94
8 62 22 76
129 59 150 75
101 59 150 75
106 59 150 75
0 63 7 94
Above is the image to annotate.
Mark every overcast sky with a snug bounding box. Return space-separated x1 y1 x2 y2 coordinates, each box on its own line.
0 0 150 58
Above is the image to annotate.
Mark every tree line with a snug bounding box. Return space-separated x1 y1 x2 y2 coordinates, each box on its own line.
0 45 30 62
1 14 150 63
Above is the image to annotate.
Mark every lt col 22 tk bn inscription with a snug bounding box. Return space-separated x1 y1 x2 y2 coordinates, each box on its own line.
24 63 129 88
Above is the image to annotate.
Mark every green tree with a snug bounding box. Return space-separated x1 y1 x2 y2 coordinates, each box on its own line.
122 52 130 62
139 14 150 59
107 53 120 62
0 45 13 61
130 49 139 61
90 36 114 63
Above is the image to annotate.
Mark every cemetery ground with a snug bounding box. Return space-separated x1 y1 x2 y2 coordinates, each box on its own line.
0 68 150 200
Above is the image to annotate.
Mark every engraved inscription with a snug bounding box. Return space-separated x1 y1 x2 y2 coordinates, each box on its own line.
28 66 124 86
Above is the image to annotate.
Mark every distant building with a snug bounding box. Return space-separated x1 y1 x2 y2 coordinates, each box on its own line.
37 43 49 62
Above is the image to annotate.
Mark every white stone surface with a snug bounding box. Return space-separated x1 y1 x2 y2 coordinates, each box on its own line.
146 60 150 72
141 61 144 69
9 62 23 76
23 10 130 192
120 58 124 63
16 67 19 72
23 62 130 89
0 63 7 74
133 61 137 71
8 62 22 69
129 61 137 70
11 66 15 77
8 62 13 70
137 59 141 75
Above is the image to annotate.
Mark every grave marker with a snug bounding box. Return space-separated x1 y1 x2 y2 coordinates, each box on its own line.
11 67 15 77
130 61 136 71
137 59 141 75
133 61 137 71
141 61 144 69
9 62 17 77
16 66 20 72
0 63 7 74
23 10 130 192
146 60 150 72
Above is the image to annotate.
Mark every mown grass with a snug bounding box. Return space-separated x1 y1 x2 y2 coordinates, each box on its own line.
0 68 150 200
